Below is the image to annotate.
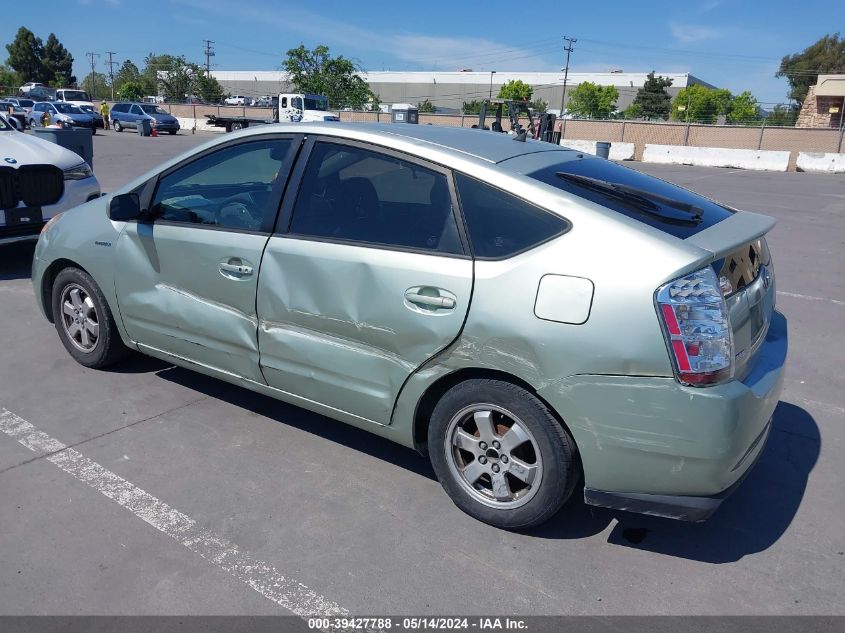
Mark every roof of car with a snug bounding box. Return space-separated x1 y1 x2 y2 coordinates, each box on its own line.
252 122 573 165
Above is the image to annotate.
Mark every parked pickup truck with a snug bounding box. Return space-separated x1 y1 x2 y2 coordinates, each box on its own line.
206 93 339 132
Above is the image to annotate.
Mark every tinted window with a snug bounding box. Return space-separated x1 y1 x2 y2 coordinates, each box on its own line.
151 139 291 231
289 142 463 255
455 173 568 259
130 105 143 115
527 156 734 239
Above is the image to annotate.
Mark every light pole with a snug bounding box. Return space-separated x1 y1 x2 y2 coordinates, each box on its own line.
559 36 576 116
489 70 496 100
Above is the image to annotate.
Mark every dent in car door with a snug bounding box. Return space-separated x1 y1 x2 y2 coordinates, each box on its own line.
256 139 472 425
114 136 298 383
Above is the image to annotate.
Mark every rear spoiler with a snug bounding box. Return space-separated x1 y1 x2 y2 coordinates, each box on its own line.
685 210 776 259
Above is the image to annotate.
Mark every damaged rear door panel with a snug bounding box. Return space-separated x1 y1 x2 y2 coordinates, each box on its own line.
256 138 472 425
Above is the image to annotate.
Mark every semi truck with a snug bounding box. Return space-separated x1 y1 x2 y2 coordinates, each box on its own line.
205 93 340 132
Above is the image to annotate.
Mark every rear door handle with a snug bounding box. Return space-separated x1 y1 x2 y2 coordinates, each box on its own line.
404 291 456 310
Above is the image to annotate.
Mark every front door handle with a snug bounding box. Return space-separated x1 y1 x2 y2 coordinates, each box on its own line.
404 291 456 310
219 260 254 278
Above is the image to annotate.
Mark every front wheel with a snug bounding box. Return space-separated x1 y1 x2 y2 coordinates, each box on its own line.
51 267 129 368
428 379 579 530
168 130 177 135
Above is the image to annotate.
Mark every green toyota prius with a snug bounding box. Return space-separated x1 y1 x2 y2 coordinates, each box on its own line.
32 123 787 529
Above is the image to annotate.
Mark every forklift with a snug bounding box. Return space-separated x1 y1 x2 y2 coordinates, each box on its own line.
474 99 559 143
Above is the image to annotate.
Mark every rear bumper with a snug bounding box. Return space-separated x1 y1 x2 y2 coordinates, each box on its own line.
584 416 771 522
541 310 787 520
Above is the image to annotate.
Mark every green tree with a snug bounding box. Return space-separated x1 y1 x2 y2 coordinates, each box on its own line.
528 98 548 113
767 104 799 126
462 99 483 115
497 79 532 101
117 80 145 103
114 60 142 94
81 71 109 100
671 85 732 122
728 91 760 124
148 55 197 102
566 82 619 119
417 99 436 113
42 33 74 87
630 72 672 119
195 71 225 104
5 27 48 85
283 44 373 109
368 93 382 112
0 64 19 92
141 53 178 97
776 33 845 104
621 102 643 119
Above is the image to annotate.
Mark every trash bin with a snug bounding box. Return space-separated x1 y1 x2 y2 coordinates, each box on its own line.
136 118 152 136
32 127 94 170
596 141 611 159
391 105 419 124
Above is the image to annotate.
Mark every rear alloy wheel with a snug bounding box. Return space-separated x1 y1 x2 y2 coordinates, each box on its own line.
429 379 579 530
52 268 129 368
113 119 122 132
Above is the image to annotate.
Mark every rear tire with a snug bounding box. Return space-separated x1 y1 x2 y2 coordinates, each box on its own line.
113 119 122 132
428 379 579 530
230 121 244 131
51 267 129 368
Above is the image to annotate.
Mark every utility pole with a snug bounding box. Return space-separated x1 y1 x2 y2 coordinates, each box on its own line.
86 52 99 99
489 70 496 100
558 36 576 116
105 51 117 101
203 40 215 74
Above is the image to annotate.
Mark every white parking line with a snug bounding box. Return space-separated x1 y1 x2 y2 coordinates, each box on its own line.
777 291 845 307
0 408 349 619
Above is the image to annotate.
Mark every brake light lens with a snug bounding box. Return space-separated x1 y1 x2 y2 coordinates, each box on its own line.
656 267 733 386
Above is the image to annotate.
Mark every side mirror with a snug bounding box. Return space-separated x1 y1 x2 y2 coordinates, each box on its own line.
108 192 142 221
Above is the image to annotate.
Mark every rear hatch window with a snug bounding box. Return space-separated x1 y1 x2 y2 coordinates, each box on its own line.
526 156 734 239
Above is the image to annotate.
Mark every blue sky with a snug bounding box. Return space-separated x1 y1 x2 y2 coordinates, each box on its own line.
1 0 835 104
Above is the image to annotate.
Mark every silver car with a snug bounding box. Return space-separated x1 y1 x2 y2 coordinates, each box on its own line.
31 123 786 529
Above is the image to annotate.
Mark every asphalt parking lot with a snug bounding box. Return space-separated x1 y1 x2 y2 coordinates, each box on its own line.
1 128 843 617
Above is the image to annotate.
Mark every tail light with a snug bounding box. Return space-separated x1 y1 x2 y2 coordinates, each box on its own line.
656 267 733 386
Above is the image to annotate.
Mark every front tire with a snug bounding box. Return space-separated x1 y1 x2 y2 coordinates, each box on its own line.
428 379 579 530
51 268 129 368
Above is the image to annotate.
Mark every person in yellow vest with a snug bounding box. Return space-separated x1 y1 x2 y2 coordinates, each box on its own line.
40 109 51 127
100 100 109 130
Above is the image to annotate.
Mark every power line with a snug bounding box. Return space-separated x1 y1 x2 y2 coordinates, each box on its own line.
105 51 117 100
85 52 99 98
203 40 215 74
559 36 576 114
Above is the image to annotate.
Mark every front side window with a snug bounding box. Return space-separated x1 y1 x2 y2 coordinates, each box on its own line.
289 142 463 255
455 173 569 259
151 139 292 231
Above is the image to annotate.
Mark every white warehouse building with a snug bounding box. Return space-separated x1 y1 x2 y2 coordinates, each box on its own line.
209 70 715 111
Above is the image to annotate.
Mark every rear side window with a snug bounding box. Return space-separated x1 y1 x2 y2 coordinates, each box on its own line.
289 142 463 255
455 173 569 259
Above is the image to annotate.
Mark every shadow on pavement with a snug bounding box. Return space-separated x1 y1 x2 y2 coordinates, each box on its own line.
0 242 35 281
153 364 437 481
140 356 818 561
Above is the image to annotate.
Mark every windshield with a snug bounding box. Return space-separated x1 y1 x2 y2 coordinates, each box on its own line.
53 103 83 114
0 103 24 113
527 156 734 239
0 116 12 131
141 105 169 115
293 96 328 111
18 99 33 107
61 90 90 101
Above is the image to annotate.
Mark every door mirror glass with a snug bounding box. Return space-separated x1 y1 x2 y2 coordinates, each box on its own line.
109 193 142 221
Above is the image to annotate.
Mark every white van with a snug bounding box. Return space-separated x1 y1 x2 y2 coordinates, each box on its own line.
55 89 94 110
